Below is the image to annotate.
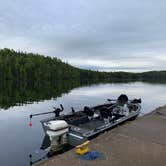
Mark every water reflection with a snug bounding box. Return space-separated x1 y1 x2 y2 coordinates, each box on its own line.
0 80 139 110
0 80 85 109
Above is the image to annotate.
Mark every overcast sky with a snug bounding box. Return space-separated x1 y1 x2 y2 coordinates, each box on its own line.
0 0 166 72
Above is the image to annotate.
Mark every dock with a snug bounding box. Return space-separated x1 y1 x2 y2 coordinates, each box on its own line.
37 105 166 166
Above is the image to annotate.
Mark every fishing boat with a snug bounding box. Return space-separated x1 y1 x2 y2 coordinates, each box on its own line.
30 94 141 154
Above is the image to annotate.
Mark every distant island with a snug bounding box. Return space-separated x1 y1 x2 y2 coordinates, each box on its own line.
0 48 166 83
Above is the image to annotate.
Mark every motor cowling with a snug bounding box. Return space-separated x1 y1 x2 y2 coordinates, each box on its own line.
45 120 68 131
44 120 69 138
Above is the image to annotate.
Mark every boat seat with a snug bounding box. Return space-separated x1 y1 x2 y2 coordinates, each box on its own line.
117 94 128 106
99 107 113 119
83 106 94 117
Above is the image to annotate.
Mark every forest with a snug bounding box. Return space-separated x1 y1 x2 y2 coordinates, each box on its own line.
0 48 166 83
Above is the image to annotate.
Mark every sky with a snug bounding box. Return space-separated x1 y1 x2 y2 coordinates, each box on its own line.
0 0 166 72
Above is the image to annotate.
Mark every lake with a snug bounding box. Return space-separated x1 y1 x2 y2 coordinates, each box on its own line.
0 81 166 166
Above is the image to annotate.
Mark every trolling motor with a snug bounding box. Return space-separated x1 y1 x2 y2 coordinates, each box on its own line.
53 104 64 117
29 104 64 127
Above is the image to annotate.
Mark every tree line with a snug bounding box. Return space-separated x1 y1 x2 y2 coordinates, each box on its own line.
0 48 166 83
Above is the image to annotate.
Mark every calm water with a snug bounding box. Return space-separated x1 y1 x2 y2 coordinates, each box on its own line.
0 81 166 166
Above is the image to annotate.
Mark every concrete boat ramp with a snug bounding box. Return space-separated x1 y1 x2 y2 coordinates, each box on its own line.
37 105 166 166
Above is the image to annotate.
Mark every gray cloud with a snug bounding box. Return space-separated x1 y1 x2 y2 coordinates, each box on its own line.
0 0 166 71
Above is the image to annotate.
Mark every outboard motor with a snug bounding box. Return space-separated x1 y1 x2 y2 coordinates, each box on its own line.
43 120 69 153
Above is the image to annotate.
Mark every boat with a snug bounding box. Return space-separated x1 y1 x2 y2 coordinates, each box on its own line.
30 94 141 154
30 94 141 152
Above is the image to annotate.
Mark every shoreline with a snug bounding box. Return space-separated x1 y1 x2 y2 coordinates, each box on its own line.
37 105 166 166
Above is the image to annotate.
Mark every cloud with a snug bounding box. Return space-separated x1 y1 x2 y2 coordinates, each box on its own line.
0 0 166 71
